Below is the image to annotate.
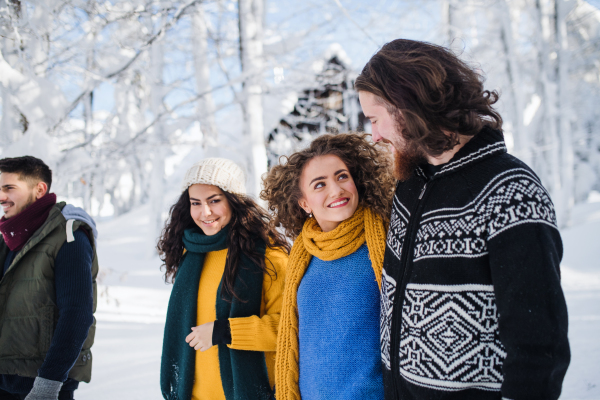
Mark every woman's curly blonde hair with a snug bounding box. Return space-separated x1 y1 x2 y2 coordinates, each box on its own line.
261 132 396 239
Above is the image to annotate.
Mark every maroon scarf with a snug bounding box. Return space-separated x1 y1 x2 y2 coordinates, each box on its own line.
0 193 57 252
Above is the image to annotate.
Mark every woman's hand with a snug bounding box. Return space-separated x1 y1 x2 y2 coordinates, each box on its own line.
186 321 214 351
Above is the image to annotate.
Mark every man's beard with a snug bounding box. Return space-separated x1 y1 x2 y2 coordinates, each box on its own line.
13 193 38 216
391 143 427 181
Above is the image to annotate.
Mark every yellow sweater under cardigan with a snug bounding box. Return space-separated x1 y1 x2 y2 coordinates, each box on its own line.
191 246 288 400
275 207 387 400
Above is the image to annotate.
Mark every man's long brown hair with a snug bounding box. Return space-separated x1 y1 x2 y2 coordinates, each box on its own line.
157 189 290 302
355 39 502 156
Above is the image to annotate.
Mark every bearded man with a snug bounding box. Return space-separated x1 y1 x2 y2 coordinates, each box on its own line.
0 156 98 400
357 39 569 400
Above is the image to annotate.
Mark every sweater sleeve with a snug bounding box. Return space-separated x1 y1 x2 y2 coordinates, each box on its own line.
228 247 288 352
212 319 232 345
486 187 570 399
38 229 94 382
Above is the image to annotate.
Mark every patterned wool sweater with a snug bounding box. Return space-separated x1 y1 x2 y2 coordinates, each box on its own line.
380 127 570 400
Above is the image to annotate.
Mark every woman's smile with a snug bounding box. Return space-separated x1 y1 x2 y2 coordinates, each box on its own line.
188 184 232 235
298 154 359 232
327 198 349 208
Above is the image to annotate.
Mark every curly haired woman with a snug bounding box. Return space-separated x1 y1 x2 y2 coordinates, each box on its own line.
158 158 289 400
261 133 395 400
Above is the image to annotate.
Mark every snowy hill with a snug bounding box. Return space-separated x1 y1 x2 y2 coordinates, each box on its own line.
76 197 600 399
78 205 170 399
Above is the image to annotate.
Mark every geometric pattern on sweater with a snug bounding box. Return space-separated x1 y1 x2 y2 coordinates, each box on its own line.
380 268 397 370
387 196 410 261
381 128 570 399
438 142 507 176
399 284 506 392
413 168 557 261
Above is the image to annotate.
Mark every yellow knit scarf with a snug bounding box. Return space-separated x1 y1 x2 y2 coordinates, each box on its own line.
275 207 387 400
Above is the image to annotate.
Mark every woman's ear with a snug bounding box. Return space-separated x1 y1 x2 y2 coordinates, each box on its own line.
298 198 310 214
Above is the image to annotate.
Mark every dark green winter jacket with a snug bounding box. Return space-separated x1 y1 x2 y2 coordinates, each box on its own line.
0 202 98 383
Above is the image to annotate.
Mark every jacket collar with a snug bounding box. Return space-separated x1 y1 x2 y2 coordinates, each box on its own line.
415 126 507 180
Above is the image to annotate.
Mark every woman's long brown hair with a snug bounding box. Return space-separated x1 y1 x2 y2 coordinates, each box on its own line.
157 189 290 301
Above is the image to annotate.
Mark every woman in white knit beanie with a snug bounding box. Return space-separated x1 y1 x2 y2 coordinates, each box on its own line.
157 158 289 400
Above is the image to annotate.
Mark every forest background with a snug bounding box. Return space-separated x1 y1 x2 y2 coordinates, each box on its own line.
1 0 600 398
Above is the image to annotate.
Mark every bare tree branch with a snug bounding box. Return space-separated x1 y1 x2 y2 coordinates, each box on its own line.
331 0 380 47
49 0 203 133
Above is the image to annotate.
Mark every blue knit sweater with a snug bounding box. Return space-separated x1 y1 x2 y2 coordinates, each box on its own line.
297 244 384 400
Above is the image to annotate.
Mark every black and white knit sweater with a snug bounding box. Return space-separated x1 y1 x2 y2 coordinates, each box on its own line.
380 127 570 400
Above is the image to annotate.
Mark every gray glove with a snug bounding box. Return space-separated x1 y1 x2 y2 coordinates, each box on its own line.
24 377 62 400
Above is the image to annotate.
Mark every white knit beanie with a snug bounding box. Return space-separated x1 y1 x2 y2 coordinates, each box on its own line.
181 158 246 195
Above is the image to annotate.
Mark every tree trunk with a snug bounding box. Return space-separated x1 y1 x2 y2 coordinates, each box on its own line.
239 0 267 198
441 0 453 44
82 0 97 214
149 15 167 242
530 0 575 227
193 4 219 156
532 0 559 205
1 86 14 144
498 0 529 165
555 0 575 226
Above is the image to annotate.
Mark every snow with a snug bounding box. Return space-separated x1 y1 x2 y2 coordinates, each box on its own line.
72 198 600 399
77 322 164 399
3 0 599 232
0 0 597 396
560 197 600 399
77 205 169 399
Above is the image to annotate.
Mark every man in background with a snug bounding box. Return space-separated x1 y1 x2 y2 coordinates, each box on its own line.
357 39 570 400
0 156 98 400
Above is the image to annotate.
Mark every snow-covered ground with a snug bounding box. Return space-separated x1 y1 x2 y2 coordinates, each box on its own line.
556 196 600 399
76 197 600 399
76 206 169 399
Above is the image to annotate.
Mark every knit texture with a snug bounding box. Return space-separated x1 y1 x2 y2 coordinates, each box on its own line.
37 229 94 383
23 377 62 400
193 249 228 400
161 227 227 400
191 247 287 400
228 246 288 359
298 244 384 400
0 202 98 387
181 158 246 194
0 193 57 251
160 226 272 400
381 127 570 400
0 229 92 395
275 207 387 400
212 319 231 346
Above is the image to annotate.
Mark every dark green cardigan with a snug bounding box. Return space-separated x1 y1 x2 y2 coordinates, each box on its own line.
160 226 272 400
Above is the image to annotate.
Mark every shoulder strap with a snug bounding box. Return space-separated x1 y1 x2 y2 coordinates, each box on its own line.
66 219 76 243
